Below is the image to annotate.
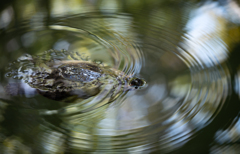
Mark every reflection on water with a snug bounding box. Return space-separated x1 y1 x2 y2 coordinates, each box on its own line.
1 0 240 153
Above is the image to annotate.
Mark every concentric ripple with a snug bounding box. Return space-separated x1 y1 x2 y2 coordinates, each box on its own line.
0 2 237 153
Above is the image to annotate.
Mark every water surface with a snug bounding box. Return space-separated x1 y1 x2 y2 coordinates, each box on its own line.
1 0 240 153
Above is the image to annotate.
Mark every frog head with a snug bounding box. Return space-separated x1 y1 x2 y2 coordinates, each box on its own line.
126 77 146 90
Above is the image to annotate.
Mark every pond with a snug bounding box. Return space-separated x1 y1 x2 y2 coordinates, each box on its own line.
0 0 240 153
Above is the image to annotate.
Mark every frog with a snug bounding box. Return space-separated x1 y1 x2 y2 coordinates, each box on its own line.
5 50 146 103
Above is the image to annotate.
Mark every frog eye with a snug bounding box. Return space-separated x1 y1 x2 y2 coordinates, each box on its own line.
129 78 145 89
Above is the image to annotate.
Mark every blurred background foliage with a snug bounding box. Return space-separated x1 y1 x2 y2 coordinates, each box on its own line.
1 0 240 153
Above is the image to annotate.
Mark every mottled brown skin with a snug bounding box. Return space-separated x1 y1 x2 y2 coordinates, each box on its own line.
5 61 145 102
5 62 104 101
34 62 104 101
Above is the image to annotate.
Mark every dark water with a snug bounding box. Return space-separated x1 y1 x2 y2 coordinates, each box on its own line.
1 0 240 153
